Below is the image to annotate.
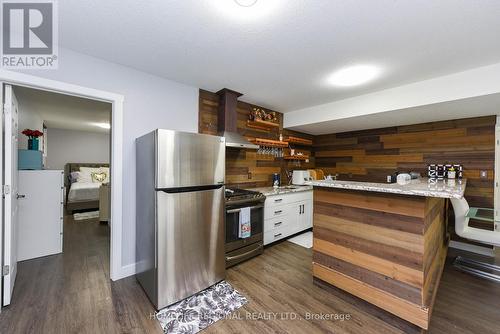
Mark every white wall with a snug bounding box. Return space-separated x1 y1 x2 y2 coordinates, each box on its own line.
17 97 43 150
45 128 110 170
19 48 199 271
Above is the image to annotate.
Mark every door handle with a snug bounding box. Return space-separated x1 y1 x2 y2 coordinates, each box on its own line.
17 194 25 199
299 205 302 214
274 210 282 215
274 222 282 227
274 198 283 203
226 244 262 261
274 233 282 238
227 204 264 213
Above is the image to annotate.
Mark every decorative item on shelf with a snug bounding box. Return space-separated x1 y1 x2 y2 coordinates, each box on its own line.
21 129 43 151
247 107 279 130
250 107 277 123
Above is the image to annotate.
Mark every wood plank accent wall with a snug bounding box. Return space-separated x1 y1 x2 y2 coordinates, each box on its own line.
313 116 496 244
313 187 448 330
199 89 314 188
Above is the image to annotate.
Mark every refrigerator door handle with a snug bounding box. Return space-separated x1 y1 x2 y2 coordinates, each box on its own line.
157 184 224 193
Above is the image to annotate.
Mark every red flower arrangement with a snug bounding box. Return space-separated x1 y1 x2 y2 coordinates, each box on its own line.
21 129 43 139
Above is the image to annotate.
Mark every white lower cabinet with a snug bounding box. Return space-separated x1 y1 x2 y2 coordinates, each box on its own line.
263 190 313 245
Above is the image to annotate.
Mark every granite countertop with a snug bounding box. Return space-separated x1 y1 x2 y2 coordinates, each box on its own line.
246 185 313 196
306 177 466 199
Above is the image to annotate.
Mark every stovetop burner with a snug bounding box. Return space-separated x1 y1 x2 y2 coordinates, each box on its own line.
225 187 265 203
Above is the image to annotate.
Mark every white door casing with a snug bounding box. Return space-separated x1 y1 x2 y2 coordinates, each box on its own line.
0 70 124 281
3 84 19 306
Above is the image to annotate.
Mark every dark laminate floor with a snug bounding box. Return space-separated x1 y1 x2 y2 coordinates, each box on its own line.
1 216 500 333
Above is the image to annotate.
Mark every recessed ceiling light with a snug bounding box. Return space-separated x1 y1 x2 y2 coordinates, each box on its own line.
212 0 281 21
94 122 110 129
327 65 381 87
234 0 258 7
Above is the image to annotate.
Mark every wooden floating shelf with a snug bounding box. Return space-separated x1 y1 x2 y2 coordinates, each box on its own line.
286 136 313 146
250 138 289 148
247 119 280 130
284 155 309 160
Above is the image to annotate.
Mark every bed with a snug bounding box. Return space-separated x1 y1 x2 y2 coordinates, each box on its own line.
65 163 110 213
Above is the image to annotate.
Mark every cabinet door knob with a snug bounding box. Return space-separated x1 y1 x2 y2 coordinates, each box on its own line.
17 194 25 199
274 210 282 214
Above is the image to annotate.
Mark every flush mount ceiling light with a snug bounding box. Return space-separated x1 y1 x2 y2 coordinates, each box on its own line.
327 65 381 87
212 0 281 21
234 0 258 7
94 122 110 129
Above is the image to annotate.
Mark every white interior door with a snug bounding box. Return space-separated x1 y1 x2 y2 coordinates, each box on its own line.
2 84 19 306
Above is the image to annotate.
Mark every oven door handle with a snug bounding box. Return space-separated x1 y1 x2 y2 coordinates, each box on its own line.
226 244 263 261
227 205 264 214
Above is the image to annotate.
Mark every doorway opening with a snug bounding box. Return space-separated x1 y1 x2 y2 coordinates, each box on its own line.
1 77 123 308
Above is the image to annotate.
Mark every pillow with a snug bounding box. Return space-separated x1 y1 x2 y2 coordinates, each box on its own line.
79 167 101 183
99 167 110 183
91 171 107 183
70 171 81 183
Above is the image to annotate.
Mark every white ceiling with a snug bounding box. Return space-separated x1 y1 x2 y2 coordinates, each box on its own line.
58 0 500 112
14 86 111 133
290 93 500 135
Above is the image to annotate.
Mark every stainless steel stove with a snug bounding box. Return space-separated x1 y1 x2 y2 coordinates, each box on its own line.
224 188 265 268
225 188 265 203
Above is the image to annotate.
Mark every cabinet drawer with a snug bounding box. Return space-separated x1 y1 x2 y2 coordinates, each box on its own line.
265 190 313 208
264 215 292 232
264 204 289 220
264 225 293 245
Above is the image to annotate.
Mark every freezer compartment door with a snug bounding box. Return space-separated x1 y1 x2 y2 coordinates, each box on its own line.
156 186 225 309
155 130 225 189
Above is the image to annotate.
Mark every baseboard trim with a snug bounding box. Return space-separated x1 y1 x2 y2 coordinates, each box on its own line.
449 240 495 257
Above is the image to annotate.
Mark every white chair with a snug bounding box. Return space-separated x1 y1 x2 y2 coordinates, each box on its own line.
450 197 500 282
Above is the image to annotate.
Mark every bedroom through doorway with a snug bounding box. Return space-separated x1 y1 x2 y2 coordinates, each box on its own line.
12 85 113 290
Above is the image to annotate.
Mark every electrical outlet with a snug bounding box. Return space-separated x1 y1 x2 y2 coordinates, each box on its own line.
480 170 488 179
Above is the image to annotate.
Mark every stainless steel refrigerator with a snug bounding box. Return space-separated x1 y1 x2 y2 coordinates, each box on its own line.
136 129 226 310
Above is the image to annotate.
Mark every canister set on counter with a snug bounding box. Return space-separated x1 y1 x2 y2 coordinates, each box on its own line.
427 164 464 179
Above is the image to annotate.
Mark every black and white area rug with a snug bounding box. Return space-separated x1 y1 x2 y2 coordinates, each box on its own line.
156 280 248 334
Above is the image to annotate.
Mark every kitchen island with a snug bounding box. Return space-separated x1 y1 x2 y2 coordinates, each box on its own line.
307 178 466 332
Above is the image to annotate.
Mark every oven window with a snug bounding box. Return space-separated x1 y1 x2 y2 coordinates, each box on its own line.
225 206 263 243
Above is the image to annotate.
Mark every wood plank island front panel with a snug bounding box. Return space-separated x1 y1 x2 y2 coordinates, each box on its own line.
199 89 314 188
312 187 448 330
313 116 495 246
